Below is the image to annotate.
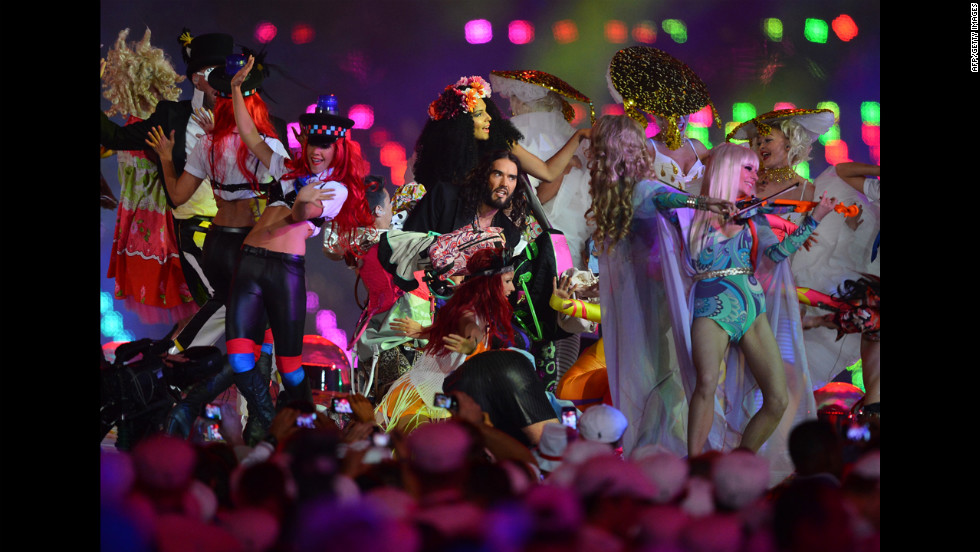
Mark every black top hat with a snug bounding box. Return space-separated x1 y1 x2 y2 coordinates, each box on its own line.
299 95 355 146
208 53 267 98
178 29 235 79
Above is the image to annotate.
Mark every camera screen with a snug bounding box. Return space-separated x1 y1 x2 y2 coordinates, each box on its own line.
434 393 455 410
206 423 224 441
561 409 577 429
204 404 221 420
296 413 316 428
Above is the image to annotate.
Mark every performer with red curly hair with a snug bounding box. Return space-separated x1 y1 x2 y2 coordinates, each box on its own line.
147 52 289 444
224 56 375 422
375 247 518 433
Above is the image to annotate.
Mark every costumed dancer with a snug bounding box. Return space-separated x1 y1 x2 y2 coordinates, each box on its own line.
792 160 880 387
100 30 234 330
226 56 375 421
587 113 730 457
662 143 834 463
101 28 198 327
594 48 725 457
375 248 518 434
146 53 287 443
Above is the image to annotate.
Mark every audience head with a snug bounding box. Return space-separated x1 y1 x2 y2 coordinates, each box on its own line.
577 404 628 447
788 419 845 480
711 450 770 511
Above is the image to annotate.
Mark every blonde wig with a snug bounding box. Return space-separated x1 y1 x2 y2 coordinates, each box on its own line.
688 143 760 260
102 28 185 120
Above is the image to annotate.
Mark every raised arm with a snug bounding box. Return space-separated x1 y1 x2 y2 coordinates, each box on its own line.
835 162 880 194
145 126 205 206
232 56 275 169
511 127 591 183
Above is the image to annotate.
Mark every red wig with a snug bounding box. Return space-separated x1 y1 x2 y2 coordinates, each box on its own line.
208 93 279 192
424 248 516 357
284 136 375 258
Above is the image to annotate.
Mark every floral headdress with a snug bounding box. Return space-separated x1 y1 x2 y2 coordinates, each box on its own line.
427 76 492 120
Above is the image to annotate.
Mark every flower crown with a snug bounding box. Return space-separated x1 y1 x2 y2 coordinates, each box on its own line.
427 76 492 121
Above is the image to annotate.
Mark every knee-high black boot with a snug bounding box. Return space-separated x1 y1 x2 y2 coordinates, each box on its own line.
242 350 274 444
164 362 235 439
233 366 276 447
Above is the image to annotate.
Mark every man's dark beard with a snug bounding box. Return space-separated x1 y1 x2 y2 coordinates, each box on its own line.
483 186 514 210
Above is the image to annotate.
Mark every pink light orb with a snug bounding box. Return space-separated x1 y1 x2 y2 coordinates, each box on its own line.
508 20 534 44
348 104 374 129
286 122 303 150
773 102 796 111
861 123 880 147
254 21 278 44
465 19 493 44
688 105 714 127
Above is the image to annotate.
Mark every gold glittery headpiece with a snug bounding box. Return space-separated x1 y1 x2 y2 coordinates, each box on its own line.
726 108 835 144
489 70 595 125
608 46 721 150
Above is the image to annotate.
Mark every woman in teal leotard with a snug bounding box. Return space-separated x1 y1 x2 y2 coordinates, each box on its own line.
679 143 836 458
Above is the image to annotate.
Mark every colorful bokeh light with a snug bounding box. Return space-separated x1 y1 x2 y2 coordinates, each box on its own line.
763 18 783 41
804 18 828 43
291 23 315 44
662 19 687 43
861 123 880 147
379 141 406 168
465 19 493 44
552 20 578 44
632 21 657 44
732 102 756 123
832 14 859 41
348 104 374 130
254 21 278 44
860 102 880 125
824 139 851 165
508 20 534 44
604 20 628 43
287 122 303 150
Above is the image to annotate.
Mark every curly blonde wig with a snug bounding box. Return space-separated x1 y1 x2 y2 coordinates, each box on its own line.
775 119 813 168
587 114 656 253
102 28 185 120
